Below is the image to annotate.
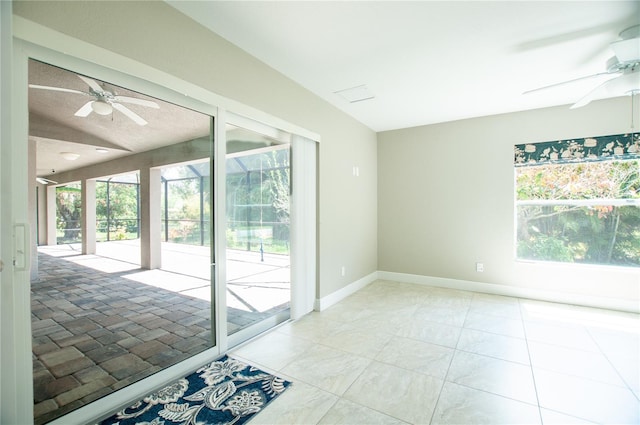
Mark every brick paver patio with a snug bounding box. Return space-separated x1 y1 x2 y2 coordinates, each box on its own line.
31 242 290 424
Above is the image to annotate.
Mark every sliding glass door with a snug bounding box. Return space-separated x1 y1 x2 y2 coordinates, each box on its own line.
7 41 316 424
28 60 216 424
224 122 292 344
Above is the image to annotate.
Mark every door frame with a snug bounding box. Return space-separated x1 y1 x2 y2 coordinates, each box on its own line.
2 2 35 423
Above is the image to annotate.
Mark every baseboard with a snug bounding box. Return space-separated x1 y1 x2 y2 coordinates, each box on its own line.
377 271 639 313
314 271 378 311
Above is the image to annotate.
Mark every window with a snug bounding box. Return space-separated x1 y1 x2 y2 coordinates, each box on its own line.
515 133 640 267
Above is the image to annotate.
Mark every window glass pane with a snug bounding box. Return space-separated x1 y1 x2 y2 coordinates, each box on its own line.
31 59 214 424
161 161 210 246
55 183 82 244
225 124 291 337
516 160 640 267
96 179 140 242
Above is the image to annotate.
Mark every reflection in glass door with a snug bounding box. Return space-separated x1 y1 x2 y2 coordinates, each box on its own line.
225 124 291 338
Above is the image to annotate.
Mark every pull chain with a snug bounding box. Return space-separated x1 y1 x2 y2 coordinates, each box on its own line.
632 90 638 130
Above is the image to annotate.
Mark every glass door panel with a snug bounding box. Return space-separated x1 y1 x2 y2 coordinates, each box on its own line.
225 124 291 337
29 60 215 424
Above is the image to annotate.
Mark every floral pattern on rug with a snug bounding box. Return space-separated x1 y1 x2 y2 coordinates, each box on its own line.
101 356 290 425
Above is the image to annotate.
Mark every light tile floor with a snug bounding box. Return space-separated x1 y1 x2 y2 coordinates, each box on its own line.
230 280 640 425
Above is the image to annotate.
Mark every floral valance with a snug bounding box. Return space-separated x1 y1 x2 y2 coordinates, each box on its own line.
514 132 640 167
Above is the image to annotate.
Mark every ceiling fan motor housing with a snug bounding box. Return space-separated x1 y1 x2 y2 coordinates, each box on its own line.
609 25 640 68
606 56 639 73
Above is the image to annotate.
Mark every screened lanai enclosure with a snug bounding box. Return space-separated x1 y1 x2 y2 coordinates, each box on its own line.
54 149 291 256
49 143 292 328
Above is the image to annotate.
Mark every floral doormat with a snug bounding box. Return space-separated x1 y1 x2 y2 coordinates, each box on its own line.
101 355 291 425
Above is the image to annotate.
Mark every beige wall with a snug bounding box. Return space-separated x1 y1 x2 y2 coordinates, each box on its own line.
378 96 639 309
13 0 378 299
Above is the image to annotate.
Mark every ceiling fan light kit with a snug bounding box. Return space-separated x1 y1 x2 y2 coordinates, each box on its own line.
60 152 80 161
91 100 113 116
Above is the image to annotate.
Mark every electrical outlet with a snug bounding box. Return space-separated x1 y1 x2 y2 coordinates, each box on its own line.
476 262 484 272
341 266 346 277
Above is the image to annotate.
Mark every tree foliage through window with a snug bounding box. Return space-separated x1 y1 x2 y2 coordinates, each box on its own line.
516 160 640 267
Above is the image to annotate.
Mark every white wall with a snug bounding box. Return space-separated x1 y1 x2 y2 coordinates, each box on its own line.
378 96 639 311
13 0 378 300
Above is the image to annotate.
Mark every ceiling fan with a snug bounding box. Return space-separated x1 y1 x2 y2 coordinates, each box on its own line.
525 24 640 109
29 74 159 125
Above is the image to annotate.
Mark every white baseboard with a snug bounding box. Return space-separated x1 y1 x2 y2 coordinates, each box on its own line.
378 271 640 313
314 271 378 311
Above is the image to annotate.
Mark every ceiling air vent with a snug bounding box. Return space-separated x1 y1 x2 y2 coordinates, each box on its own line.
334 84 375 103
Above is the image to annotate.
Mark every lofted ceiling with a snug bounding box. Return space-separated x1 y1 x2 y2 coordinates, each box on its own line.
167 1 640 132
29 2 640 180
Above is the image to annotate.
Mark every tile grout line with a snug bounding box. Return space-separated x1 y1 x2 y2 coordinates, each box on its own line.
233 327 361 424
518 298 545 425
426 296 473 425
290 333 371 424
584 325 640 403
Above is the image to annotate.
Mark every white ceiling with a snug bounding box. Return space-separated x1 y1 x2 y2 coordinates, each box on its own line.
167 1 640 132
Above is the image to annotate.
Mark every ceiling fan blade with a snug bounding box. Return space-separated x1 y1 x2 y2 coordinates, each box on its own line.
28 84 86 95
571 68 640 109
570 78 614 109
514 22 625 53
74 101 94 117
523 72 617 95
112 102 148 126
77 75 104 92
113 96 160 108
36 177 58 185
